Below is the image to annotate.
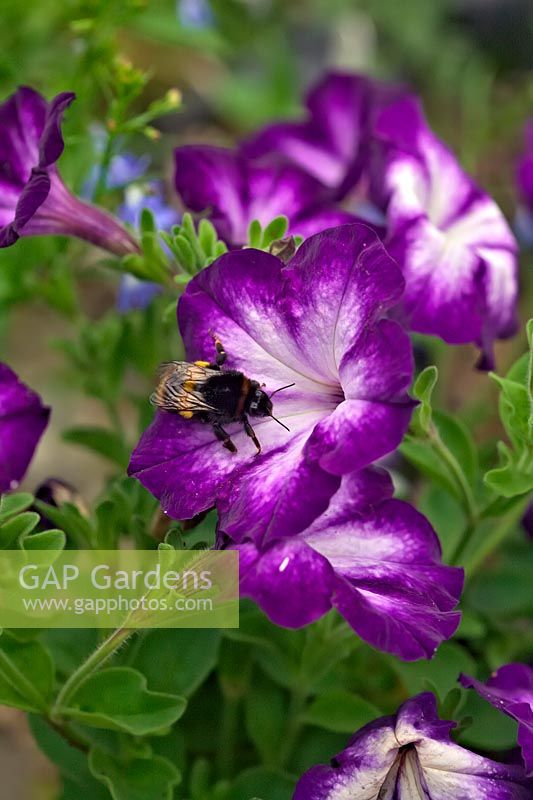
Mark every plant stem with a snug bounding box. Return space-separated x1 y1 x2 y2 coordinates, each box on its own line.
279 686 307 769
427 423 478 528
93 132 116 204
0 650 49 714
459 494 530 575
51 626 133 721
216 692 240 779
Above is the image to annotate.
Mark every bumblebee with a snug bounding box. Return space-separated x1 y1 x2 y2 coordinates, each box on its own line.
151 334 292 454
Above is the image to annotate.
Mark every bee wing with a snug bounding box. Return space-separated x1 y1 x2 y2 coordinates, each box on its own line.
151 361 219 414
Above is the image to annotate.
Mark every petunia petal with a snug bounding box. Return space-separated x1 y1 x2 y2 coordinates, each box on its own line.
306 397 414 475
217 469 463 660
173 144 332 246
460 664 533 776
236 538 335 627
131 226 414 538
294 693 532 800
0 364 50 493
375 95 518 356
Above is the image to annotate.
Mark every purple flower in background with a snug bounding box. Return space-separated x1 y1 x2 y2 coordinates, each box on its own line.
81 138 150 199
517 120 533 214
223 468 462 660
129 224 414 540
117 182 180 312
243 72 401 198
119 183 179 232
178 0 213 28
515 120 533 247
294 693 532 800
461 664 533 776
173 145 360 248
0 87 139 257
374 96 518 368
0 364 49 493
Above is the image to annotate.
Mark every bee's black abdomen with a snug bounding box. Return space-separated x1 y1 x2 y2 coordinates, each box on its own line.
199 371 247 419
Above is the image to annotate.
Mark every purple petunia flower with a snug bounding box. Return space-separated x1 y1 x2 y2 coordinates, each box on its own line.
117 182 180 312
460 664 533 776
515 120 533 247
294 692 533 799
0 87 139 257
81 137 150 200
173 145 360 248
129 224 415 540
0 364 49 493
242 72 401 198
517 120 533 214
374 96 518 368
222 468 463 660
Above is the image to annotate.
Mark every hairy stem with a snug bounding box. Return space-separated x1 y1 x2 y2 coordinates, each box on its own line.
51 626 133 721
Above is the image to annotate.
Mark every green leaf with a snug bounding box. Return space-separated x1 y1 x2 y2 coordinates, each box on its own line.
247 219 262 249
227 768 295 800
388 642 476 701
60 667 186 734
198 218 217 255
89 748 181 800
459 691 519 750
418 486 465 562
30 715 109 797
304 689 381 733
412 365 438 433
261 215 289 248
484 326 533 497
0 636 54 712
401 410 478 502
245 673 286 763
128 628 221 696
174 234 196 272
490 373 531 447
0 511 39 548
140 207 157 234
34 501 94 548
21 529 66 551
0 492 33 524
62 426 130 468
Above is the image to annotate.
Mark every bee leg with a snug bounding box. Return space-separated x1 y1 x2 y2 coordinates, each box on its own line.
243 416 261 455
209 332 227 368
212 422 237 453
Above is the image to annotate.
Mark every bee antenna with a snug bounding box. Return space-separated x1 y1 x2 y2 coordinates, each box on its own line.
269 382 295 399
269 413 290 432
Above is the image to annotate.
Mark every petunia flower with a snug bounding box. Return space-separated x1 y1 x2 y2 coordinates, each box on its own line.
221 468 463 660
0 87 140 257
517 120 533 215
117 182 180 312
374 95 518 368
129 224 415 542
242 71 401 198
173 145 360 248
460 664 533 776
0 364 49 493
294 692 533 800
515 120 533 247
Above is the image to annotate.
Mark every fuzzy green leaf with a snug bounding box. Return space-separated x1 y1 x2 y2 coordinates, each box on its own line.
89 748 181 800
0 493 34 524
304 690 381 733
59 666 186 734
62 426 130 468
0 511 40 548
